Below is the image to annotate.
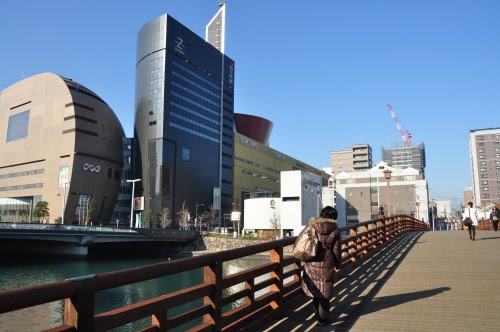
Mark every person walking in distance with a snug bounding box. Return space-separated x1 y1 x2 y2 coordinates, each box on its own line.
463 202 479 241
301 206 342 326
490 205 500 232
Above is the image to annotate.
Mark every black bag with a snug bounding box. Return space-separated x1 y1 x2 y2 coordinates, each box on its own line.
463 217 472 227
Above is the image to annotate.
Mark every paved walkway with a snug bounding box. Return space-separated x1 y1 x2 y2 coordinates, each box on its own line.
250 230 500 332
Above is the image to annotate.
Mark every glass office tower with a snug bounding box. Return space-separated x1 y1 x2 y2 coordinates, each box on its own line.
134 15 235 226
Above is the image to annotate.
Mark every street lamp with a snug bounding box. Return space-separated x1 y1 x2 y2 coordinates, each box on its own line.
127 179 141 228
383 169 393 216
61 181 70 225
196 203 204 232
416 201 420 220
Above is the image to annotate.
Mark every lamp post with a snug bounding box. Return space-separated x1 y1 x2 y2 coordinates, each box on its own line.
196 203 204 232
383 169 392 216
416 201 420 220
61 181 70 225
127 179 141 228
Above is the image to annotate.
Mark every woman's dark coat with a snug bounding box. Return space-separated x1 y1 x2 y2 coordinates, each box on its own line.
301 218 341 300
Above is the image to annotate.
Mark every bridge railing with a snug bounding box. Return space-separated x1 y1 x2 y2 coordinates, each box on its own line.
0 215 428 332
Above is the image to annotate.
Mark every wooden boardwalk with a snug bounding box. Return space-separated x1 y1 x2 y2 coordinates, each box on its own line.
244 231 500 332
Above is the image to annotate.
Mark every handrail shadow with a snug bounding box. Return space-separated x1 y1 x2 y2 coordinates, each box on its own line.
253 232 446 331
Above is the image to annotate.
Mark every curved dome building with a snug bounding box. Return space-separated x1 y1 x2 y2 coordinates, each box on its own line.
0 73 124 224
234 113 273 146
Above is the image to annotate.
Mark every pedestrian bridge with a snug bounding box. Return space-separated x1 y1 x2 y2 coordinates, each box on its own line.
0 217 498 331
245 230 500 332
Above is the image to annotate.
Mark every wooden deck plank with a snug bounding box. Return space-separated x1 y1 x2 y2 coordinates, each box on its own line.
241 231 500 332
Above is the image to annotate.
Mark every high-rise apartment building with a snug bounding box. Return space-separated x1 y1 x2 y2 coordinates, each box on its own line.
134 13 235 223
468 127 500 207
331 144 372 173
382 143 426 177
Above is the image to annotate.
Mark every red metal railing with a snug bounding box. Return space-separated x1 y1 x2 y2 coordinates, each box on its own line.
0 215 428 332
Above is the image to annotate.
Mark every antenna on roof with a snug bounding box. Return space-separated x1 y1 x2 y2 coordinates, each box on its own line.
218 2 225 7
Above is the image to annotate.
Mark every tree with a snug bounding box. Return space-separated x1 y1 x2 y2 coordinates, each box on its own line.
143 209 154 228
270 212 281 239
33 201 50 224
176 201 191 230
201 205 218 232
159 208 172 229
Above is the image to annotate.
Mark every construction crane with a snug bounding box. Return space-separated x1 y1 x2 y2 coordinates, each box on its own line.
387 103 412 148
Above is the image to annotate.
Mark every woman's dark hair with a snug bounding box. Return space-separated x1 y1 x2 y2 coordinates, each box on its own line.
468 202 473 207
320 206 337 220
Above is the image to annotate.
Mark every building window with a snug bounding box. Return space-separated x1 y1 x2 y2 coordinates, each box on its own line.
478 142 485 146
58 165 70 187
482 193 489 198
479 155 486 159
480 161 487 165
483 187 489 191
182 148 190 161
482 181 488 185
480 168 487 172
478 149 485 153
6 110 30 142
477 135 484 140
481 174 488 178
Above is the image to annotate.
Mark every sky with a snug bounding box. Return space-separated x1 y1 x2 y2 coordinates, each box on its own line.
1 0 499 207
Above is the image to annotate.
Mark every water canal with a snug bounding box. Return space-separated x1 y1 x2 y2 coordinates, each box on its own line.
0 253 269 331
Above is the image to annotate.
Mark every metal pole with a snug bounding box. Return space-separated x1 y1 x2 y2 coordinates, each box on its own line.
62 183 66 225
130 181 135 228
386 178 391 216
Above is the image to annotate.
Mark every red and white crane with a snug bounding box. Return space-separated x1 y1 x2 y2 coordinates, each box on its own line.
387 103 412 148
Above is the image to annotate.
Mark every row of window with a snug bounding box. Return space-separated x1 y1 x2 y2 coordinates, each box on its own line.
0 168 44 179
150 77 163 85
241 168 279 183
172 61 220 91
234 157 280 174
170 112 219 134
151 57 163 64
172 71 220 99
0 183 43 192
171 81 219 107
170 101 219 124
151 67 163 75
171 91 218 117
169 122 219 143
477 135 500 140
150 88 162 95
482 193 500 198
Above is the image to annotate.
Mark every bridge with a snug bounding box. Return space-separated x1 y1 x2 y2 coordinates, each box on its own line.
0 223 198 258
0 216 498 331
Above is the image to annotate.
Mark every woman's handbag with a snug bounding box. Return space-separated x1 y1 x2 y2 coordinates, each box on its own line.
292 227 318 262
463 217 472 227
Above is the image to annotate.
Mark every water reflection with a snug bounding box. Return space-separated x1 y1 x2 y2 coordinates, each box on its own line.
0 255 202 332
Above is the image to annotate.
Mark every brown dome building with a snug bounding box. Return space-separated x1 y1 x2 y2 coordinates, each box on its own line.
0 73 124 224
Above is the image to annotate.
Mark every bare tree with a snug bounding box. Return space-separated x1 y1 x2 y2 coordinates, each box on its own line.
201 204 218 232
270 212 281 239
176 201 191 230
158 208 172 229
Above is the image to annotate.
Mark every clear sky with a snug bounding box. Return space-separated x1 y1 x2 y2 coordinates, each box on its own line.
1 1 499 207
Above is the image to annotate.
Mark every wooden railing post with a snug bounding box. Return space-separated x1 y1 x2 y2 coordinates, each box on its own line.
64 291 95 331
64 275 96 331
361 225 368 255
204 260 223 331
349 228 357 263
269 244 284 310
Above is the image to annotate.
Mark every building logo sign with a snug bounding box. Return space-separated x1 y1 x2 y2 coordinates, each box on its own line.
240 136 257 149
82 163 101 173
175 37 185 55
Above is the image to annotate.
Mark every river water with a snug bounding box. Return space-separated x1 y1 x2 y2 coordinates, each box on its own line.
0 254 269 331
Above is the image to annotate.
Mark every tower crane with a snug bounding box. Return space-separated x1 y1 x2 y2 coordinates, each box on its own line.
387 103 412 148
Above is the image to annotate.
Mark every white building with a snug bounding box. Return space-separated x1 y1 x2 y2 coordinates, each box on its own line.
335 161 429 227
243 170 322 236
434 200 451 219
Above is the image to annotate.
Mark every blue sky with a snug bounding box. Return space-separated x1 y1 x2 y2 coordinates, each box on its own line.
1 1 499 206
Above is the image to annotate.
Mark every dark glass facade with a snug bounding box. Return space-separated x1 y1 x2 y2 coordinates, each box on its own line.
135 15 234 225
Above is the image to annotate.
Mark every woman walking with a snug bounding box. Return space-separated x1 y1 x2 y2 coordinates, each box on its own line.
301 206 342 326
463 202 479 241
490 205 499 232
